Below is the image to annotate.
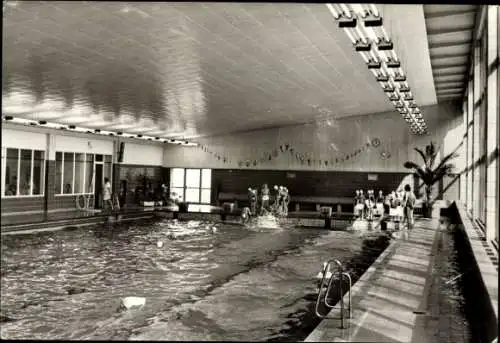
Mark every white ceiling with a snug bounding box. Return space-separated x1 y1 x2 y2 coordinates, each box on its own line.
3 2 441 139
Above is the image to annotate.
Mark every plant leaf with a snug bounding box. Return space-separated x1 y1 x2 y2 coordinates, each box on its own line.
433 152 458 175
414 147 428 166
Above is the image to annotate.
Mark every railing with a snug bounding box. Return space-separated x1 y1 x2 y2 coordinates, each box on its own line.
315 259 352 329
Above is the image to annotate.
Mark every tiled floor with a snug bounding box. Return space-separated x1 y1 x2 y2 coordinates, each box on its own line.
305 218 471 343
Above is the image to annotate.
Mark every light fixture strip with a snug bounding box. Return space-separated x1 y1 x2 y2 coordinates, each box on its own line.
332 3 428 134
355 26 368 43
2 117 200 144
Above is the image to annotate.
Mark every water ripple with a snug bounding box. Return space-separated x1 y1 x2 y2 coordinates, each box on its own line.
1 218 372 341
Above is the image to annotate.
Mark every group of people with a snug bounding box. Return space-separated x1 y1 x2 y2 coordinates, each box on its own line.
246 183 290 217
354 184 416 229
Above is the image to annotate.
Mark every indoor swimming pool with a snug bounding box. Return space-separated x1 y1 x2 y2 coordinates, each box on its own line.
1 218 387 341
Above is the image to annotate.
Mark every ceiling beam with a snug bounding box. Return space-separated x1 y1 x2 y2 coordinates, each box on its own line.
435 81 464 86
425 8 476 19
433 71 466 77
428 39 472 49
426 25 475 36
430 52 470 59
436 88 464 94
437 94 461 99
432 63 468 69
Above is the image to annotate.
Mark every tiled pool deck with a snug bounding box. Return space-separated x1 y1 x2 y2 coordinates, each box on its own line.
305 216 499 343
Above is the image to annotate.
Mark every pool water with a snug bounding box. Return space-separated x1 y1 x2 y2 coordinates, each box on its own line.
1 218 386 341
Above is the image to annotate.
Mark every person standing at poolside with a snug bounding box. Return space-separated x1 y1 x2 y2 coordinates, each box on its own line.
282 187 290 216
103 177 113 211
403 184 416 230
272 185 280 214
260 184 270 215
376 190 385 217
248 187 257 216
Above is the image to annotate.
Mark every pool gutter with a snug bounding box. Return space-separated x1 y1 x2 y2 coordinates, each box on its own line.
1 212 155 235
452 202 498 323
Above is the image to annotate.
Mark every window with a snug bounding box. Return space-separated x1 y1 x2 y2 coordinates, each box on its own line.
33 151 45 195
2 148 45 197
185 169 201 202
170 168 185 202
75 153 85 194
169 168 212 204
54 152 112 195
20 149 32 195
85 154 94 193
63 152 74 194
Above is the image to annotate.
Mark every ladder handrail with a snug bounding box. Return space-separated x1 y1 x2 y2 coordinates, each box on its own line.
314 259 352 326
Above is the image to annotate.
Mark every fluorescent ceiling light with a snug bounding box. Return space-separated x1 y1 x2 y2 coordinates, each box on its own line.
350 4 366 17
326 4 340 19
339 4 351 17
364 26 379 42
355 26 367 42
370 4 380 17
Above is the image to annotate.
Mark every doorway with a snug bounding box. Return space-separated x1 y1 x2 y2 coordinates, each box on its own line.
94 164 103 208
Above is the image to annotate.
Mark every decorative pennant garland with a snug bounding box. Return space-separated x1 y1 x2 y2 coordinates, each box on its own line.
196 139 381 168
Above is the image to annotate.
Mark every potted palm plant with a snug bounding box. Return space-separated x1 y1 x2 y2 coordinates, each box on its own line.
403 142 458 218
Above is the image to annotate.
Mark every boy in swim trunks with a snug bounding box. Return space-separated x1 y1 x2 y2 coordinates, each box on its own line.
248 187 258 215
260 184 270 215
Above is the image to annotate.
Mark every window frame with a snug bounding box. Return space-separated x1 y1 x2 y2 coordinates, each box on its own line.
170 168 212 204
54 152 111 197
1 147 46 198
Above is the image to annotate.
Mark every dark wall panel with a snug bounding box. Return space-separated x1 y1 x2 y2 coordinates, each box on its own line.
211 169 409 201
0 197 44 213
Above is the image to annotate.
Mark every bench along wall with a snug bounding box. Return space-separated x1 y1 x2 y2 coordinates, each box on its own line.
211 169 412 210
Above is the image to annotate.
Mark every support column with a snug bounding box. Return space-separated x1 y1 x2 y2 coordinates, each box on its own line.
44 133 56 217
467 79 474 213
485 5 499 242
473 43 481 219
460 100 468 203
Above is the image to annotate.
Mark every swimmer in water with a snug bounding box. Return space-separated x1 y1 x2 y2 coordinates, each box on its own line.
248 187 257 216
260 183 270 215
241 206 251 223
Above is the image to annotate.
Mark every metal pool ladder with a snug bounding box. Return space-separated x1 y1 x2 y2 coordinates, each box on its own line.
315 259 352 329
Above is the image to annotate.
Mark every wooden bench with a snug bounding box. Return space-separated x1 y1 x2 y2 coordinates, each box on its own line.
291 196 354 214
217 193 249 208
217 193 354 213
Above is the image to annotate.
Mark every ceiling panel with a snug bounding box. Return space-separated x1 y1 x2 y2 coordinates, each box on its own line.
423 4 477 102
3 2 416 139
